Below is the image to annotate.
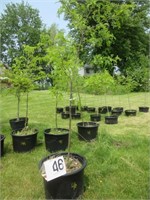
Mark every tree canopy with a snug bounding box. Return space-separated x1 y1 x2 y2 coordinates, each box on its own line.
0 1 43 67
58 0 149 76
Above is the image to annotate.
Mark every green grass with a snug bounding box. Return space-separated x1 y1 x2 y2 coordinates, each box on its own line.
0 90 150 199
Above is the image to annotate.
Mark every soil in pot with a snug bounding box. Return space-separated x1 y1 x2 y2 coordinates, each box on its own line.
125 109 137 116
0 134 5 157
9 117 28 131
44 128 69 152
11 128 38 153
77 122 99 141
139 107 149 113
98 106 112 114
90 114 101 122
39 152 87 200
105 116 118 124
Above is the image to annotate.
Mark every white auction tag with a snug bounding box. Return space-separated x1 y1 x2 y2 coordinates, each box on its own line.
43 156 66 181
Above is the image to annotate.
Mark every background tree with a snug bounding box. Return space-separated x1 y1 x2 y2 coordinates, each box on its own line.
59 0 149 91
27 24 64 87
0 1 42 67
109 0 149 73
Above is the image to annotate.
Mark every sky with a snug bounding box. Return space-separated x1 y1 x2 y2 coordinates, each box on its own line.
0 0 68 32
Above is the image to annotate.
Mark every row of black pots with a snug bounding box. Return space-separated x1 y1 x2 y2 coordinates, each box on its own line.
8 105 149 154
61 112 81 119
39 105 133 199
57 106 81 120
4 119 92 199
44 122 99 152
91 106 149 114
8 106 148 154
40 121 98 199
1 131 86 199
90 114 118 124
57 106 78 114
2 131 86 199
2 124 88 199
3 120 99 154
58 106 149 114
62 108 149 121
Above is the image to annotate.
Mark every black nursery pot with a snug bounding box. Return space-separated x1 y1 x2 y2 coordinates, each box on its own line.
111 109 123 116
71 113 81 119
56 107 64 113
0 134 5 157
77 122 99 141
90 114 101 122
81 106 88 111
61 112 69 119
125 109 137 116
65 106 77 114
87 107 96 113
9 117 28 131
39 152 87 200
139 107 149 113
11 129 38 153
44 128 69 152
105 116 118 124
113 107 124 112
98 106 112 114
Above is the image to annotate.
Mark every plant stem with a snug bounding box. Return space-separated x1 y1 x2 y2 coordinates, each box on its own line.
55 93 58 129
68 79 73 159
127 93 131 109
25 92 29 128
17 92 20 120
76 84 83 122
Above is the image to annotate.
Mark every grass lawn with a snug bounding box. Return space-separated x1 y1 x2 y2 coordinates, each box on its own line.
0 90 150 199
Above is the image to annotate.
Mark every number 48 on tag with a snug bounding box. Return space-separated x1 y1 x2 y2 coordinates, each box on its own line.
43 156 66 181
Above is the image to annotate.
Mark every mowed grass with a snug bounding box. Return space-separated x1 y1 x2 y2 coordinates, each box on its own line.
0 90 150 200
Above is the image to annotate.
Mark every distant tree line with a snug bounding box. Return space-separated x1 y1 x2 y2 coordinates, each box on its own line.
0 0 149 92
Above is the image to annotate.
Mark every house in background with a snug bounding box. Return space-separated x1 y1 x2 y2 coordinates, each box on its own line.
78 64 95 76
0 63 11 88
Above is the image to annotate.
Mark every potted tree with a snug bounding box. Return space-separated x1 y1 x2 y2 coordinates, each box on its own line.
124 76 137 116
39 32 87 199
8 67 29 131
139 83 149 113
84 71 117 124
90 113 101 122
111 75 124 115
8 46 41 152
44 85 69 152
